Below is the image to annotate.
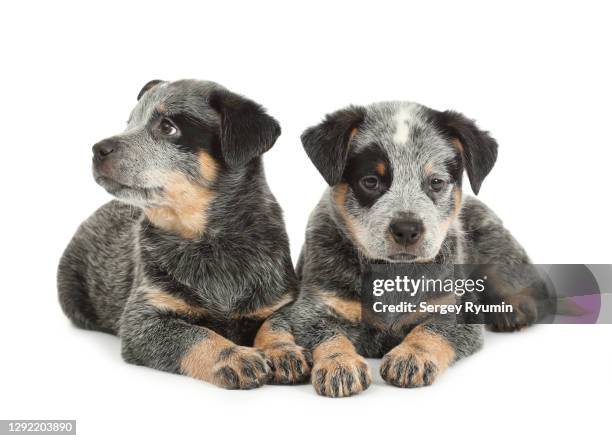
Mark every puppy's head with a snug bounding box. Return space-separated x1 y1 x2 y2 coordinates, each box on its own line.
92 79 280 206
302 102 497 262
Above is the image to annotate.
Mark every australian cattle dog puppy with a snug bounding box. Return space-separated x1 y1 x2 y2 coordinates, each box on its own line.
264 102 547 397
58 79 311 389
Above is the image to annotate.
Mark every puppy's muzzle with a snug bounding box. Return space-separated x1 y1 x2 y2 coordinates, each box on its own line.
389 215 424 246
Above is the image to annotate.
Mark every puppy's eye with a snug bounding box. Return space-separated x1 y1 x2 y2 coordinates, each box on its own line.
159 118 178 136
360 175 381 191
430 178 446 192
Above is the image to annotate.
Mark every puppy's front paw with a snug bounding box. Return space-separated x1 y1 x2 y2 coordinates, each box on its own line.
212 346 271 389
311 352 371 398
486 295 538 332
380 344 444 388
264 342 312 384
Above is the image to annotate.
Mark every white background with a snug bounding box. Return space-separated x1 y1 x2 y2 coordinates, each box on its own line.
1 1 611 439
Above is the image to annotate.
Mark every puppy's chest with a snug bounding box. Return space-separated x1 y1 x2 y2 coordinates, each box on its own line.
142 278 288 346
146 268 282 314
140 248 291 320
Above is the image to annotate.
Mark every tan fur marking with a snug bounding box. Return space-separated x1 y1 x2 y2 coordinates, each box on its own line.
255 320 311 384
232 295 293 320
334 182 348 206
198 151 218 182
390 293 456 332
313 334 358 361
440 186 463 234
254 321 295 349
319 292 361 322
403 325 455 370
145 290 208 318
451 138 464 155
180 331 233 382
376 162 386 176
144 173 215 239
333 183 353 236
333 183 368 251
424 163 434 176
381 324 455 387
453 186 462 216
311 334 372 396
348 127 358 145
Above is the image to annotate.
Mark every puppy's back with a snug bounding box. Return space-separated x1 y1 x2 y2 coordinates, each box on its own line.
58 200 141 333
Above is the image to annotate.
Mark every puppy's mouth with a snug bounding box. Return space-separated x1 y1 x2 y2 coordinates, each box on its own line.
386 253 419 262
94 174 161 203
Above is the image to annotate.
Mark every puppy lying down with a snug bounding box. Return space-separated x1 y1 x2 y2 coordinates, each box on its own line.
58 79 311 389
266 102 548 397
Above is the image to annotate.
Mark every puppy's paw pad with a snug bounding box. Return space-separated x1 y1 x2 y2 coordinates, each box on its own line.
380 345 442 388
311 353 371 398
212 346 270 389
264 342 312 385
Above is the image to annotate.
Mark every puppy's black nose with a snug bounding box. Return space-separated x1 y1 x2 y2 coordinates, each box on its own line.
92 139 116 161
390 218 424 246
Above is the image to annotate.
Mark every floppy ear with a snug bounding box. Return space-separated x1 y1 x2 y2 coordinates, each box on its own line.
300 106 366 186
137 79 164 100
209 89 281 167
437 110 498 195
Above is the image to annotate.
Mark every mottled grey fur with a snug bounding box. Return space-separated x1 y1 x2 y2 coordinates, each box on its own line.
58 79 301 389
266 101 546 397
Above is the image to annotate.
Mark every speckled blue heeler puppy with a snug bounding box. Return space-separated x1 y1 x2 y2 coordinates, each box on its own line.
58 79 312 389
264 102 548 397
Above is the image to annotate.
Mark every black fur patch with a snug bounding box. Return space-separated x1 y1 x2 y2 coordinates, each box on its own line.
301 106 366 186
425 108 498 194
343 144 392 208
165 112 227 168
209 89 281 167
137 79 164 100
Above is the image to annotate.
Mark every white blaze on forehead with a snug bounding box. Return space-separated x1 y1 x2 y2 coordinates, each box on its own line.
392 105 414 145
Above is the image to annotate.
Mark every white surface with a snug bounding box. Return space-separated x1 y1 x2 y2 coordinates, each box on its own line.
1 1 611 440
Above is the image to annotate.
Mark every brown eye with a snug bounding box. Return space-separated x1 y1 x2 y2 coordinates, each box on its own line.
361 175 381 191
160 118 178 136
430 178 446 192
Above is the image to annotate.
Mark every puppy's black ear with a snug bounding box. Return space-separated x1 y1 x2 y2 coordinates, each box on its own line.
301 106 366 186
438 110 498 195
209 89 281 167
137 79 164 100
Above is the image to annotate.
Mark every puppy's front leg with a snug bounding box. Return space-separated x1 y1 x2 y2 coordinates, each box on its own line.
463 197 549 330
254 313 312 385
310 333 372 398
380 324 482 388
120 294 271 389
